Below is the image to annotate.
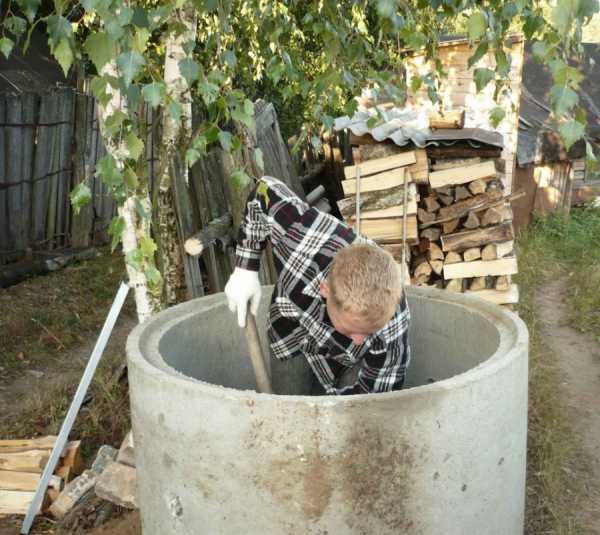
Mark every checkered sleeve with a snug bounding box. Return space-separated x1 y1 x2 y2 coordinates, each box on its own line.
235 176 309 271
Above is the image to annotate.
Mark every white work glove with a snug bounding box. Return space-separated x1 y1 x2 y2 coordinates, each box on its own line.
224 267 262 328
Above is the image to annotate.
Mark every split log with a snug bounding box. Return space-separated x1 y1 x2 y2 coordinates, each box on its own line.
442 219 460 234
429 260 444 276
469 179 487 195
455 186 472 201
344 152 416 179
465 285 519 305
444 251 462 264
414 260 433 280
61 441 84 476
427 242 444 262
481 242 514 261
438 193 454 206
0 490 48 514
441 223 514 252
429 109 465 129
421 227 441 242
469 277 487 291
342 167 409 196
437 190 503 221
49 470 98 519
429 160 497 189
481 206 504 227
417 208 436 224
357 216 418 243
424 196 440 212
463 211 480 229
463 247 481 262
338 183 417 218
443 258 518 280
431 157 481 171
495 275 511 291
0 450 49 473
426 145 502 160
445 279 464 292
408 149 430 184
0 436 57 454
184 213 233 257
382 243 410 264
0 471 62 492
95 461 137 509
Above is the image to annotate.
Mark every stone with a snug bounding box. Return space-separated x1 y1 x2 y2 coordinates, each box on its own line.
91 445 118 474
49 470 98 519
116 431 135 467
95 461 137 509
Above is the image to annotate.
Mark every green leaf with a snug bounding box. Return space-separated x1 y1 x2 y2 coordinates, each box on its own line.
366 116 379 129
254 148 264 172
550 86 578 116
132 28 151 53
53 39 73 76
140 236 157 258
231 108 254 129
489 107 506 127
126 132 144 160
108 216 126 252
559 120 585 151
70 183 91 215
144 266 162 287
552 0 577 36
468 41 489 69
198 79 220 105
550 60 583 87
186 148 202 167
131 7 150 28
117 50 145 87
467 11 487 40
0 38 14 59
123 166 139 189
410 76 423 93
126 248 144 271
104 110 128 135
117 6 134 26
16 0 41 22
178 57 200 87
90 76 111 107
243 99 254 117
223 49 237 68
5 16 27 38
96 155 123 187
218 130 232 151
531 41 548 62
47 15 71 48
473 68 495 92
168 101 182 121
230 169 252 190
83 32 116 73
142 82 166 108
494 50 509 77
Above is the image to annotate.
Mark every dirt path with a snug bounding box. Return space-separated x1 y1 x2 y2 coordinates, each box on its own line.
536 278 600 533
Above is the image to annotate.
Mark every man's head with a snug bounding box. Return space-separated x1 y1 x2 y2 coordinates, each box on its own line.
319 244 402 345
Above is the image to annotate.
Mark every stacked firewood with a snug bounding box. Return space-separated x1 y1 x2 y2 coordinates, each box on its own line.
0 436 82 515
413 157 519 306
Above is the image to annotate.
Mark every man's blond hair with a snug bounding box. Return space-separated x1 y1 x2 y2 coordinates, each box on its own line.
328 244 402 322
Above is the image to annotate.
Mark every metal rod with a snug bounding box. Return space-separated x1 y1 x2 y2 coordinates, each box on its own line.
401 168 409 287
21 281 131 534
244 314 273 394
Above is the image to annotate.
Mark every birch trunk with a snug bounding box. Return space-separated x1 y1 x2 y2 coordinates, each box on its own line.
98 62 157 323
156 8 197 306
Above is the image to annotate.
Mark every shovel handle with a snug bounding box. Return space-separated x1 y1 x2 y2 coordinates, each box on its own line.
244 313 273 394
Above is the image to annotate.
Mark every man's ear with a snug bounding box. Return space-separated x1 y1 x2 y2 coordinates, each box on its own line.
319 280 330 299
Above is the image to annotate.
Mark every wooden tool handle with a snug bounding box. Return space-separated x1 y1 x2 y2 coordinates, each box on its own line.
244 314 273 394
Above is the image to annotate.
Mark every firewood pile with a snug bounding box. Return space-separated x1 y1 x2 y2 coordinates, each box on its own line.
344 127 519 308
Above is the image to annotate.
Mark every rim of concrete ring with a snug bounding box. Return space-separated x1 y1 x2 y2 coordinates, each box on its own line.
126 285 529 405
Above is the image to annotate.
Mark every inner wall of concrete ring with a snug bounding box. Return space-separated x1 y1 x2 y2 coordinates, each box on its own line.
126 285 529 535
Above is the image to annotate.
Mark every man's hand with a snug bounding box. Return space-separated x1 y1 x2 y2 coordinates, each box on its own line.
224 267 262 328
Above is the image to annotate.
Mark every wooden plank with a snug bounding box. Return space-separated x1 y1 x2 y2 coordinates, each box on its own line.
429 160 497 188
61 441 84 476
0 450 50 473
0 436 56 453
429 109 465 129
0 490 38 515
441 223 514 252
344 152 416 179
6 96 23 256
408 149 429 184
443 257 518 280
0 471 62 492
356 216 418 243
21 93 37 254
342 167 409 196
465 285 519 305
338 182 417 217
431 157 481 171
346 200 417 221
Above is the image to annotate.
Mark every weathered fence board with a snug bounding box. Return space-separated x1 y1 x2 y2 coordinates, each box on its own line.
0 96 7 256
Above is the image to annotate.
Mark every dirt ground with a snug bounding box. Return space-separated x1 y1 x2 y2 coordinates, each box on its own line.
535 278 600 533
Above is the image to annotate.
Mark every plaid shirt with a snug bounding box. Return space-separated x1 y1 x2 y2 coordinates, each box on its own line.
235 176 411 395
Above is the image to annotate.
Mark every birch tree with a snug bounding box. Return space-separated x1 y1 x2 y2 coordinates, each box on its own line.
1 0 597 322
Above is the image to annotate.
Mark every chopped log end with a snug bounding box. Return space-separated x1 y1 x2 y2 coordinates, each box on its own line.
495 275 511 291
184 238 205 256
438 193 454 206
430 260 444 276
481 243 497 261
442 219 460 234
463 247 482 262
445 279 464 292
469 277 487 291
481 207 504 227
424 196 441 212
454 186 472 201
417 208 436 223
427 242 444 261
421 227 441 242
444 251 462 265
463 211 480 229
469 179 487 195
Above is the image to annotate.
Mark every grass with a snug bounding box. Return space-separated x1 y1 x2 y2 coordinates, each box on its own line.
0 248 135 457
516 206 600 534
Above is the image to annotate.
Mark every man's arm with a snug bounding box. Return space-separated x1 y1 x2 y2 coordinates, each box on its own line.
235 176 309 271
225 176 308 327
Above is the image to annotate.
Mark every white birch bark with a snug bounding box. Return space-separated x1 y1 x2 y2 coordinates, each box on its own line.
156 7 197 305
98 62 157 323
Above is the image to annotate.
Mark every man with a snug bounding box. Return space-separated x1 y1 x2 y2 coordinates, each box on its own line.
224 176 410 395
